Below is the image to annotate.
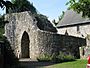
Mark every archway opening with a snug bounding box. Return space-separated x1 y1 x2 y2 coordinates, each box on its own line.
21 31 30 58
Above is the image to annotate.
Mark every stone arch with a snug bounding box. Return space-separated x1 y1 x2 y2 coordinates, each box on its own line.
21 31 30 58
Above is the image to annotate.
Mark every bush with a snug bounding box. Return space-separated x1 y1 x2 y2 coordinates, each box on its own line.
55 52 75 63
0 36 20 68
37 52 75 63
51 52 64 63
64 55 75 62
37 53 52 62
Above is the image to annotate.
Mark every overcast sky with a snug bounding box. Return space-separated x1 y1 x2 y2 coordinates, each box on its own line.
0 0 69 21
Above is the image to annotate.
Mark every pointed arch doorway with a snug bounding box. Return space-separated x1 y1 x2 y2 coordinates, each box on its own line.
21 31 30 58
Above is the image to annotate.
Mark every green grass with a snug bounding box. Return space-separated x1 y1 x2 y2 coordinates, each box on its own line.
43 59 87 68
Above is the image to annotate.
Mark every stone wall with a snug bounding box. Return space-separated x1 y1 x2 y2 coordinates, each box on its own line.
36 30 86 58
5 11 86 60
5 12 38 59
57 24 90 58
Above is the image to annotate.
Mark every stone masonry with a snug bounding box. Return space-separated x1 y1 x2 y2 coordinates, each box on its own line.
4 11 86 60
57 24 90 58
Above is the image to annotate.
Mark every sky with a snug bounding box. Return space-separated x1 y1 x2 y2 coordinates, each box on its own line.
0 0 69 21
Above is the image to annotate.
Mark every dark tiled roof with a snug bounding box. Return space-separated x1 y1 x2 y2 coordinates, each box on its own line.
57 10 90 28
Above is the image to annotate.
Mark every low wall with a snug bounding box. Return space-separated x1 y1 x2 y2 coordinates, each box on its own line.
36 30 86 58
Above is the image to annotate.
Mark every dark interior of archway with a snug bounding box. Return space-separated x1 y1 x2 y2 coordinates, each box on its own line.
21 31 30 58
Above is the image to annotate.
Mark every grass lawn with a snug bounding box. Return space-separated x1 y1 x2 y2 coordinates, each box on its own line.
43 59 87 68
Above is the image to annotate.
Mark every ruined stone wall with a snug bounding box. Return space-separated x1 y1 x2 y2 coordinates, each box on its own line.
5 12 38 59
5 11 86 60
36 30 86 58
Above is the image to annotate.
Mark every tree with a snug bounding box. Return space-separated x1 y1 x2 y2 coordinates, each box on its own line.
58 11 65 21
66 0 90 18
52 11 65 26
0 0 13 13
0 0 6 8
52 19 57 25
0 0 37 14
11 0 37 14
57 11 65 23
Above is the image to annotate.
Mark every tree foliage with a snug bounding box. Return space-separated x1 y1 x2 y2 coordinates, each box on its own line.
66 0 90 18
58 11 65 21
0 0 13 13
52 19 57 26
0 0 7 8
52 11 65 26
0 0 37 14
11 0 37 14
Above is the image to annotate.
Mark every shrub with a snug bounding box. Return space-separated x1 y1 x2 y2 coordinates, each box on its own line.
0 36 20 68
63 54 75 62
37 52 75 63
53 52 75 63
37 53 52 62
51 52 65 63
55 52 65 63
